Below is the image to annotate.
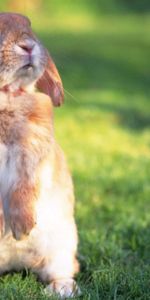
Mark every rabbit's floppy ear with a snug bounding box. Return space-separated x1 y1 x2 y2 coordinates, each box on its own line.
36 52 64 107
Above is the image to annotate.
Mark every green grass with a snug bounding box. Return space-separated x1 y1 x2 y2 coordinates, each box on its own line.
0 1 150 299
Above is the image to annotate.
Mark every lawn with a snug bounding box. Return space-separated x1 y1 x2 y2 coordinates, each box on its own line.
0 1 150 299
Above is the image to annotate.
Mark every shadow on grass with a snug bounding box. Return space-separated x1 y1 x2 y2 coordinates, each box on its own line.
38 32 150 94
96 102 150 131
38 32 150 132
70 99 150 131
77 0 150 14
121 224 150 262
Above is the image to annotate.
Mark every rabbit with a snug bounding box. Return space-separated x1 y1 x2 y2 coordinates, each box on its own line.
0 13 80 298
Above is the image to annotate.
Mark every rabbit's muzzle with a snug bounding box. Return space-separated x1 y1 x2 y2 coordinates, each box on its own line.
0 35 47 90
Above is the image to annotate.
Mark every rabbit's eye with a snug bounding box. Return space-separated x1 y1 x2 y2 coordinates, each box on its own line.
17 41 35 53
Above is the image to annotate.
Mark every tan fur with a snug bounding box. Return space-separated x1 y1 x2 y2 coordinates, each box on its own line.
10 180 39 240
0 91 79 294
0 12 79 298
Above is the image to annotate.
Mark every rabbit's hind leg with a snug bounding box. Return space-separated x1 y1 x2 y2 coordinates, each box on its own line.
34 218 80 298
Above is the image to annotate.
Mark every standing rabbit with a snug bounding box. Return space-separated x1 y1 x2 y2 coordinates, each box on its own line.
0 13 79 298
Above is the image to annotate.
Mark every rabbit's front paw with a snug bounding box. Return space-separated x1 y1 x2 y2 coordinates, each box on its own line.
9 185 38 240
10 206 36 240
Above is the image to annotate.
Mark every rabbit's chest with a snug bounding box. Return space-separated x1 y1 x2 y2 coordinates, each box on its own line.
0 143 21 199
0 107 26 159
0 110 26 144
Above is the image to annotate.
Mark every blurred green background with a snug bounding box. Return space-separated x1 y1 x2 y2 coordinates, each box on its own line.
0 1 150 299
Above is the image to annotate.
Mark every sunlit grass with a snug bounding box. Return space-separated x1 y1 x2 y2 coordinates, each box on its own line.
55 89 150 161
53 80 150 298
0 1 150 299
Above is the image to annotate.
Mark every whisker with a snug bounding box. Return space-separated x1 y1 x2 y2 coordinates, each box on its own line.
63 88 78 103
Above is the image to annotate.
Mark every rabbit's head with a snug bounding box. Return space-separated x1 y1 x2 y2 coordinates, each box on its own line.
0 13 64 106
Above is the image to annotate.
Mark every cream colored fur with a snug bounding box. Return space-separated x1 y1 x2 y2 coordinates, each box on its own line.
0 12 79 298
0 91 79 298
